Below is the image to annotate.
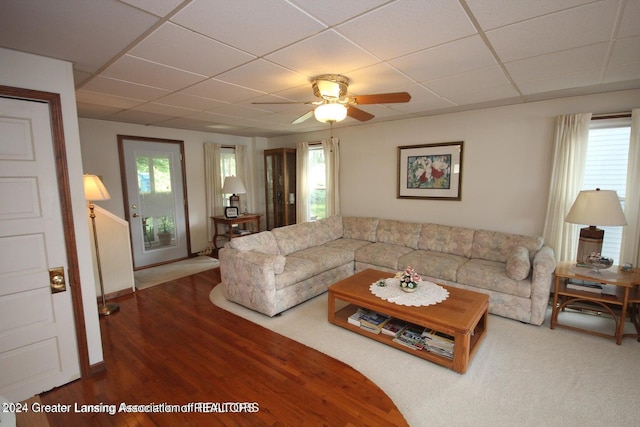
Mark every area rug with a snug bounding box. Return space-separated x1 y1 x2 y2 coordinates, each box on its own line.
210 286 640 427
134 256 219 290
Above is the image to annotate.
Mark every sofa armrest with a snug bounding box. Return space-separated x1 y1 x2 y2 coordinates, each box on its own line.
219 247 281 316
529 245 557 325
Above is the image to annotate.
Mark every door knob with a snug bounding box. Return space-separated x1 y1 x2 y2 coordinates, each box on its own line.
132 213 140 218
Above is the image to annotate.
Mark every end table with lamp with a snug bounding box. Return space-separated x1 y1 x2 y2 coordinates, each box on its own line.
211 213 261 249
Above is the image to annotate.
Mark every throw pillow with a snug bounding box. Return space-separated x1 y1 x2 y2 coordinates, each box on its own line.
506 246 530 280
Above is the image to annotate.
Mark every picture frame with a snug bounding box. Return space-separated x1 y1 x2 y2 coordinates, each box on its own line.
397 141 463 200
225 206 239 218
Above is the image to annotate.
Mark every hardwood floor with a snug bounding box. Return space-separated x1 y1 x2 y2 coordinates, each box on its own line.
40 268 407 426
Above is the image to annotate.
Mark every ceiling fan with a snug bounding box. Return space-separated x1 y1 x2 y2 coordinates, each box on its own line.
252 74 411 124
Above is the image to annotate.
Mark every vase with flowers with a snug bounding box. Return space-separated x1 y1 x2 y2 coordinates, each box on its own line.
396 265 421 292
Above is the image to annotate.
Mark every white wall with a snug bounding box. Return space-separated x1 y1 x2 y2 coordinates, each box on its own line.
269 90 640 238
0 48 103 366
78 119 268 253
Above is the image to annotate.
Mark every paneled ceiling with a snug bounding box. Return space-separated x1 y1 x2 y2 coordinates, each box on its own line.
2 0 639 137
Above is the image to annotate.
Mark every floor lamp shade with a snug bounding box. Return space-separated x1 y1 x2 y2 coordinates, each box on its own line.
83 174 119 316
565 188 627 263
222 176 246 208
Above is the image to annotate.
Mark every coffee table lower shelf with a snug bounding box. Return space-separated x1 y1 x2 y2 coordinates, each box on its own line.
330 302 487 374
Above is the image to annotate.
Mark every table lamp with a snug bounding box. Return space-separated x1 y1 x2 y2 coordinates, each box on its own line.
84 174 119 316
222 176 246 208
565 188 627 264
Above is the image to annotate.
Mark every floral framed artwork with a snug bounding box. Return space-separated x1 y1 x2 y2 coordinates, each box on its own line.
397 141 464 200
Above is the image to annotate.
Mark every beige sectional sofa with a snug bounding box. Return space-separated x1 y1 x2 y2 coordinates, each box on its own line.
219 216 556 325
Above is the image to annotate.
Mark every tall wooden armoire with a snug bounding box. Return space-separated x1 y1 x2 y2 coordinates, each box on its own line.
264 148 296 230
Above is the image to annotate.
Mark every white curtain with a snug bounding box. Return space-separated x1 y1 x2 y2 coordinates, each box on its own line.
542 113 592 262
323 137 340 217
620 108 640 267
296 141 310 223
204 143 223 243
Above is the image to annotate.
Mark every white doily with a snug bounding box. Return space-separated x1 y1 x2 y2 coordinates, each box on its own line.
369 278 449 306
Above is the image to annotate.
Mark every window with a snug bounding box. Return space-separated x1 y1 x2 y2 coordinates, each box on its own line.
220 147 238 205
583 117 631 261
307 146 326 221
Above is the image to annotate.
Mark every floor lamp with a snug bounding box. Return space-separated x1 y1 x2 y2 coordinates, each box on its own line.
84 174 119 316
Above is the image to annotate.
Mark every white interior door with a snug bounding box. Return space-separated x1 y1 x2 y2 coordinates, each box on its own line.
120 137 189 268
0 96 80 401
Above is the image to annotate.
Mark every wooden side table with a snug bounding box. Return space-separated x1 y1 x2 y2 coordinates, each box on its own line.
211 214 261 249
550 261 640 344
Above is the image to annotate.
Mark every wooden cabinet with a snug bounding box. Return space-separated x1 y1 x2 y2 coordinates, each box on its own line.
264 148 296 230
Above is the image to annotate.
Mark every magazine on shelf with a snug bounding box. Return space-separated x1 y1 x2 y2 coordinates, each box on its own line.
359 311 391 331
347 308 369 326
381 318 407 337
567 279 603 294
393 324 427 350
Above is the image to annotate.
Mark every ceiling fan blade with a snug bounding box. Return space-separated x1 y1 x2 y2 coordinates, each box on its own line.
291 110 314 124
347 106 374 122
350 92 411 105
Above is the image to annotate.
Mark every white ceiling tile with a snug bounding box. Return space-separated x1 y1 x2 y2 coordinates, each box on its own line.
153 92 228 111
75 90 146 109
215 60 310 94
609 36 640 66
82 76 170 100
618 0 640 38
389 35 496 82
265 30 380 78
425 66 518 104
603 63 640 84
172 0 326 56
109 109 175 125
292 0 390 25
342 63 415 95
133 102 199 116
181 78 264 103
0 0 159 73
337 0 476 60
465 0 594 30
120 0 184 17
505 43 609 83
129 23 255 76
102 54 206 91
486 1 619 62
76 102 126 119
517 69 602 94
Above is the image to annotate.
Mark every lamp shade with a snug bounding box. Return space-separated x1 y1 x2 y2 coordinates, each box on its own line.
565 189 627 226
83 174 110 201
314 103 347 123
222 176 246 194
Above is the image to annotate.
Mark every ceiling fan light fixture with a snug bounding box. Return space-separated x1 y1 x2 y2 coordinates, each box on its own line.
314 103 347 123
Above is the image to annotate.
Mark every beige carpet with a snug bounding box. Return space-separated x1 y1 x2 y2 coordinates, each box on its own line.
210 286 640 427
134 256 219 290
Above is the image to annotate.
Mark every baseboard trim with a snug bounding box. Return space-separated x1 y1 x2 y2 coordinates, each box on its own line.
89 360 106 375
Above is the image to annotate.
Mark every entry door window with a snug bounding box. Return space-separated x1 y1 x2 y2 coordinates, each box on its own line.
137 153 176 249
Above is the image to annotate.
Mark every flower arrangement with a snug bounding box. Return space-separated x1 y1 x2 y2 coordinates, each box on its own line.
396 265 421 292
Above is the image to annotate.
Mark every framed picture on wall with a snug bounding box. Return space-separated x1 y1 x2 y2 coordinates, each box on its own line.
397 141 464 200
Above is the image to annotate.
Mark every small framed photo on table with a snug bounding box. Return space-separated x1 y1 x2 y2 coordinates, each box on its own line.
225 207 239 218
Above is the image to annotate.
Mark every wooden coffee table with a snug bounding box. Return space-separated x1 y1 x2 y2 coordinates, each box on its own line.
328 269 488 374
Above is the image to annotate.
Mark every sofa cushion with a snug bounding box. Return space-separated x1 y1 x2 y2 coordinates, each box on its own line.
228 230 280 254
323 238 373 252
376 219 421 249
272 222 317 255
289 246 353 270
399 250 469 282
418 223 474 258
457 259 531 298
342 217 379 242
355 242 414 271
274 256 318 290
314 216 343 246
506 246 531 280
471 230 543 263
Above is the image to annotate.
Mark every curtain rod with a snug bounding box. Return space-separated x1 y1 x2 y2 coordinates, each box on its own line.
591 112 631 120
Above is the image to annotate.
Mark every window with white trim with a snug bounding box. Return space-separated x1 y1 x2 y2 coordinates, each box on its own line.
584 117 631 262
307 146 326 221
